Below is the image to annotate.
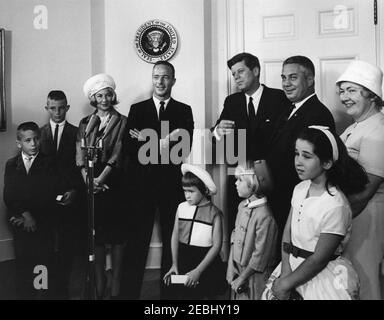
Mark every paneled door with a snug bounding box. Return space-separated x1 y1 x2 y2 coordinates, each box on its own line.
244 0 380 133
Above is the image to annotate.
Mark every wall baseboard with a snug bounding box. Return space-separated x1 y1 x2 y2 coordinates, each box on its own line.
0 238 161 267
0 239 14 262
146 242 162 270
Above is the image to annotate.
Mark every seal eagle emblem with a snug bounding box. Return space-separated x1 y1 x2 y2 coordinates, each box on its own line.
135 20 178 63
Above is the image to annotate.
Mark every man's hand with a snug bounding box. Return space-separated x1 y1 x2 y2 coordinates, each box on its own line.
9 216 24 227
21 212 37 232
129 129 146 141
58 190 76 206
160 129 180 150
217 120 235 138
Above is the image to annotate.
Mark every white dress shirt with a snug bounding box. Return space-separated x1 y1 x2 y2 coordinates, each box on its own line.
153 96 171 119
245 84 264 116
49 119 66 150
98 114 111 131
22 152 38 173
288 93 316 120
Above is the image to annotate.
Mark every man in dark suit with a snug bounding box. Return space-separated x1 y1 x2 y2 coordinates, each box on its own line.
40 91 83 299
121 61 194 299
211 52 288 245
267 56 335 250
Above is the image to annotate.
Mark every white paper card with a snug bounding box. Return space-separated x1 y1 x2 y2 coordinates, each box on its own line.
171 275 188 284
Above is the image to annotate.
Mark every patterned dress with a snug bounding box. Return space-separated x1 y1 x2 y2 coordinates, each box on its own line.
76 110 127 245
174 201 226 299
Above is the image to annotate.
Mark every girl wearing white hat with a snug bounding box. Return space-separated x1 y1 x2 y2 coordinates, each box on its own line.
76 73 128 299
163 164 226 299
337 60 384 300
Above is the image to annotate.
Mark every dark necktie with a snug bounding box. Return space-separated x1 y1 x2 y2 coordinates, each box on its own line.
248 97 256 122
246 97 257 158
286 103 295 120
159 101 165 121
53 124 59 152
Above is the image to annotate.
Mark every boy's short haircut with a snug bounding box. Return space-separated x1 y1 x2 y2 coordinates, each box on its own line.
16 122 40 140
47 90 67 104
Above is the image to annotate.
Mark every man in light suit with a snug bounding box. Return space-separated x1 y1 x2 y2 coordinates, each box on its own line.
40 90 84 298
211 52 289 243
121 61 194 299
267 56 335 251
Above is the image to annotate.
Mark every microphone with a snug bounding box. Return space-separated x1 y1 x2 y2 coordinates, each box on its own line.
84 115 101 138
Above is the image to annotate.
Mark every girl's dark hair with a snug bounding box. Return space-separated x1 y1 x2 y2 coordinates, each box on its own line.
297 127 368 195
181 171 210 199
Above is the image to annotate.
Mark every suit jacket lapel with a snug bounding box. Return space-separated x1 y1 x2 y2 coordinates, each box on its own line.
16 154 27 174
147 98 159 123
29 153 43 175
240 94 248 122
43 124 55 152
44 124 54 141
18 153 43 175
164 98 176 119
270 99 297 144
293 95 317 117
255 88 269 127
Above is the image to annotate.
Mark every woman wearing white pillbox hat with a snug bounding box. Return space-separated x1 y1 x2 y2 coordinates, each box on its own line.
76 73 128 299
337 60 384 300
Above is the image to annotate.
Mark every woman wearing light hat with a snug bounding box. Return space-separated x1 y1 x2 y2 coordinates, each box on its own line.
336 60 384 300
76 73 127 299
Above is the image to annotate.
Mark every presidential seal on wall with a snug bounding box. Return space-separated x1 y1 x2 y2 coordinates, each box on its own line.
135 20 178 63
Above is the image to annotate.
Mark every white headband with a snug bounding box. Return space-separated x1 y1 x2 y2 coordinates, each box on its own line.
308 125 339 162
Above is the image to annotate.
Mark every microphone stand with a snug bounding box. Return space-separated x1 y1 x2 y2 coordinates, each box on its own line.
81 137 103 300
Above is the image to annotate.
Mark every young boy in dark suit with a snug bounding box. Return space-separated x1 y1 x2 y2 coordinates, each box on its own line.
4 122 58 299
40 91 84 299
